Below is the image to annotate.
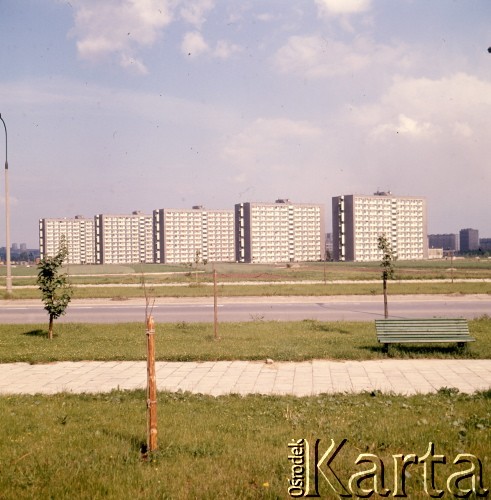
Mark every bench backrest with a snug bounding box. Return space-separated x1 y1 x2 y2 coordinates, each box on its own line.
375 318 469 335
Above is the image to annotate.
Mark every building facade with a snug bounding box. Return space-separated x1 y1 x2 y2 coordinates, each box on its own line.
479 238 491 251
94 212 153 264
459 228 479 252
325 233 333 260
235 199 325 263
39 216 96 264
428 234 459 252
153 206 235 264
332 192 428 262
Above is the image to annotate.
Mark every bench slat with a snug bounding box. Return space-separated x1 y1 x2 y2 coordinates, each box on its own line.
376 328 469 333
377 336 474 342
375 318 475 349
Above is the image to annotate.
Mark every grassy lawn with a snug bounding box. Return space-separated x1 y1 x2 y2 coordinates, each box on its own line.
1 318 490 363
1 390 489 499
1 260 490 498
3 258 490 299
2 258 491 284
4 281 491 300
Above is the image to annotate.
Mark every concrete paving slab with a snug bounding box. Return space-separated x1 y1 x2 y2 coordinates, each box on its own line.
0 359 490 396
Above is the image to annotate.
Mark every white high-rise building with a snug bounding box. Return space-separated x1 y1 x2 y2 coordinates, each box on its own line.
39 216 95 264
95 212 153 264
332 192 428 262
235 199 325 263
153 206 235 264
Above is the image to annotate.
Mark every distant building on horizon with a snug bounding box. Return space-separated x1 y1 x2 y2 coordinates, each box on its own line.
235 199 325 263
459 228 479 252
332 192 428 262
479 238 491 251
428 234 459 252
428 248 444 259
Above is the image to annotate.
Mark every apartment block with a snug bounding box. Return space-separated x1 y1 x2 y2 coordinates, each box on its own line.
325 233 333 259
428 234 460 252
94 212 153 264
332 192 428 262
479 238 491 251
459 228 479 252
153 206 235 264
39 216 95 264
235 199 325 263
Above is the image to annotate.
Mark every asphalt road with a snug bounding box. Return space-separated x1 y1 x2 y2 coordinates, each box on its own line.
2 295 490 323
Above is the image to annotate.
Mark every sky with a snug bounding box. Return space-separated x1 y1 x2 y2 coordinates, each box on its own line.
0 0 490 248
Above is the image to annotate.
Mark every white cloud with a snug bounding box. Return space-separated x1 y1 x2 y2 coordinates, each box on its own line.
181 32 240 59
181 31 209 57
76 35 122 59
452 122 473 138
388 73 491 116
371 114 438 140
256 12 275 22
119 53 149 75
213 40 241 59
70 0 175 73
180 0 215 27
222 118 323 182
315 0 371 16
353 73 491 142
274 35 408 79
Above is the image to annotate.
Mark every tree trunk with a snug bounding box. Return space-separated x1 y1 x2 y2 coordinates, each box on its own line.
383 277 388 319
48 314 54 340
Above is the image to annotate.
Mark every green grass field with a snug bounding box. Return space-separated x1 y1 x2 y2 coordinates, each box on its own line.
3 281 491 300
1 317 489 498
1 260 490 498
1 318 490 363
1 390 489 499
2 258 490 299
2 258 491 281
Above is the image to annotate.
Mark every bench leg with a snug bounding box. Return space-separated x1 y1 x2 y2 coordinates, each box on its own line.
383 344 389 354
457 342 465 349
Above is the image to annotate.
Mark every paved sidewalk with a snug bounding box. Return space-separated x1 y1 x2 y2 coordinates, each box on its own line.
0 359 490 396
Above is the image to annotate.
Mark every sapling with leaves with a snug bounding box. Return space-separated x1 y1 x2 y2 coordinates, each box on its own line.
377 234 396 319
191 249 208 285
37 239 72 339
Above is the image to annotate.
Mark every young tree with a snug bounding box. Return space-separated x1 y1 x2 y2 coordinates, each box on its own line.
377 234 396 318
37 241 72 339
191 249 207 285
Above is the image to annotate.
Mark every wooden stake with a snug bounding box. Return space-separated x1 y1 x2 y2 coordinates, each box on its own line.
451 251 454 284
213 268 219 340
146 315 157 452
323 253 327 285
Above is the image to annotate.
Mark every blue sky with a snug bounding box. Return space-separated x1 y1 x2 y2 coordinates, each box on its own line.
1 0 490 247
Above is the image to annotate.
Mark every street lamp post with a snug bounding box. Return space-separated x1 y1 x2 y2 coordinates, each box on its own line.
0 114 12 295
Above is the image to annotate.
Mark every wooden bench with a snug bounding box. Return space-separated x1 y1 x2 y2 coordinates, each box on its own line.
375 318 475 353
